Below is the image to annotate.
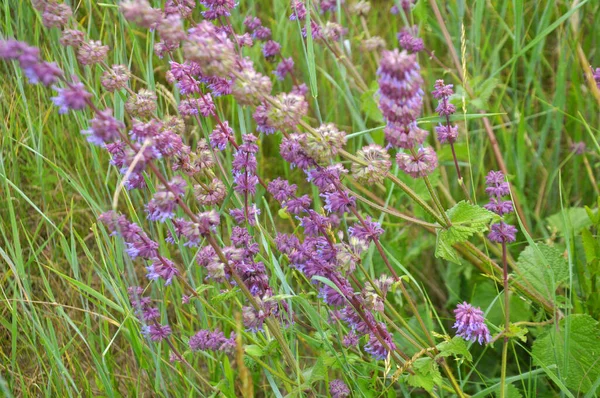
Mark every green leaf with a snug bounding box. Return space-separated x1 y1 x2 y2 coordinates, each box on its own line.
360 81 383 123
532 314 600 394
435 201 499 264
506 324 528 343
547 207 593 234
581 228 598 264
436 336 473 362
406 357 442 393
514 243 568 301
494 383 523 398
244 345 264 357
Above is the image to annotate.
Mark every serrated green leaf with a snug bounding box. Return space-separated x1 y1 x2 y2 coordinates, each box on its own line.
514 243 568 301
435 201 498 264
532 314 600 393
506 324 528 343
406 357 442 393
436 336 473 361
494 383 523 398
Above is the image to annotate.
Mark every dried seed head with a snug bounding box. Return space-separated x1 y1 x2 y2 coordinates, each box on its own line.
125 89 157 118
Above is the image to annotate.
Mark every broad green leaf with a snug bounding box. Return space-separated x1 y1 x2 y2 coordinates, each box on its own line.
406 357 442 393
436 336 473 362
435 201 499 264
494 383 523 398
532 314 600 394
514 243 568 301
547 207 593 234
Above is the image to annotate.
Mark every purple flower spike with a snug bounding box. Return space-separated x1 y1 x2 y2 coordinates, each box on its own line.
51 81 91 114
488 222 518 243
396 147 438 178
453 302 491 344
143 324 172 342
330 379 350 398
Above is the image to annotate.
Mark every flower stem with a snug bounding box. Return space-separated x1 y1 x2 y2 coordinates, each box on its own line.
500 241 509 398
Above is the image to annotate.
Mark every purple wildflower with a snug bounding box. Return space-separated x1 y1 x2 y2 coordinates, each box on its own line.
184 21 236 77
268 178 297 203
398 26 424 53
348 217 384 242
189 329 236 353
101 65 130 92
143 324 172 342
290 0 307 20
252 26 272 41
364 323 396 360
51 81 91 114
267 92 308 131
146 257 179 285
488 222 517 243
120 0 163 29
274 57 294 80
244 16 262 31
77 40 109 66
453 302 491 344
145 176 186 222
396 147 438 178
210 121 234 150
352 144 391 185
323 191 355 214
42 2 72 29
262 40 281 59
330 379 350 398
377 49 425 148
343 331 359 347
82 109 124 145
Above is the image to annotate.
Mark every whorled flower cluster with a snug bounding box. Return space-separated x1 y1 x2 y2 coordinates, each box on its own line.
484 171 517 243
453 302 491 344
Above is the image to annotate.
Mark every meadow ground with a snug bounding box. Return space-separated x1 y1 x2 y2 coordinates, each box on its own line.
1 0 600 397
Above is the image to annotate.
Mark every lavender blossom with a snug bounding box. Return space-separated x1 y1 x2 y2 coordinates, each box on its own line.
42 2 72 29
484 170 517 243
274 57 294 80
330 379 350 398
126 89 157 118
184 21 236 77
82 108 124 145
351 144 391 185
262 40 281 59
398 26 424 53
143 324 172 342
101 65 130 92
60 29 85 47
267 92 308 131
348 217 384 242
453 302 491 344
146 257 180 285
77 40 109 66
304 123 347 163
189 329 236 353
51 81 91 114
377 49 426 148
396 147 438 178
145 176 187 222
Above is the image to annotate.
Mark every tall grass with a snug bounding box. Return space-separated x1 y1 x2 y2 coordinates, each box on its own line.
1 0 599 396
